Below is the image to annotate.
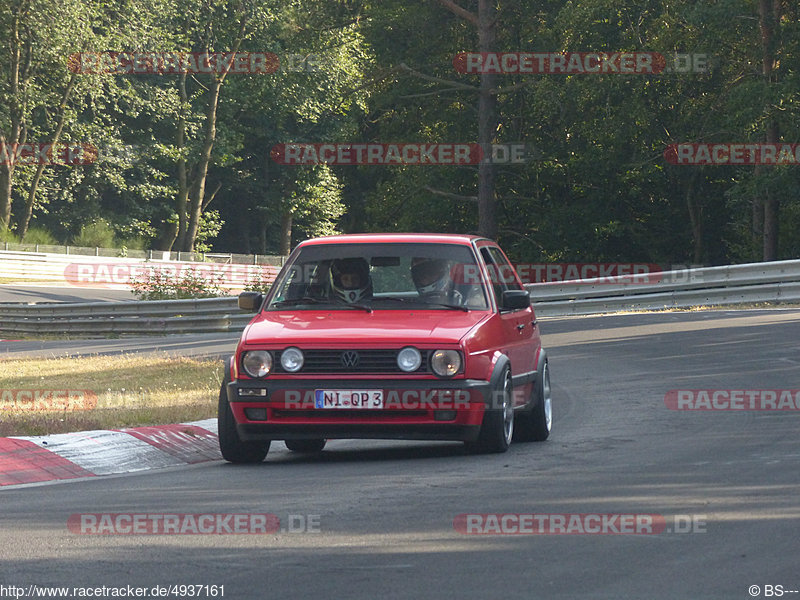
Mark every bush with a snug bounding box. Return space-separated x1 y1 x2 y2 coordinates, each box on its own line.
21 226 59 245
0 226 59 245
72 219 116 248
130 267 227 300
0 226 16 243
243 269 273 294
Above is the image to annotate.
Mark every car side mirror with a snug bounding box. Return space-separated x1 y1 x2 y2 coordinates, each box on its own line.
501 289 530 310
238 291 264 312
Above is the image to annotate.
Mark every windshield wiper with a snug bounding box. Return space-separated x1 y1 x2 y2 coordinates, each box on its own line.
270 296 372 312
424 302 469 312
373 297 469 312
271 296 328 306
271 297 372 312
335 301 373 313
372 296 412 303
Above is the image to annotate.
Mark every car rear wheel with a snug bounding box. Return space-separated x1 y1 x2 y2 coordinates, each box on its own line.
513 359 552 442
218 383 270 463
285 439 327 453
467 368 513 454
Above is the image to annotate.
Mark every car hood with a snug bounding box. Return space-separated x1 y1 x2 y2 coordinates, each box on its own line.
242 309 490 346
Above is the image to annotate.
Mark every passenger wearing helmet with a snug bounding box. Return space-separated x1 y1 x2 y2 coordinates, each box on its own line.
411 257 461 304
329 258 372 303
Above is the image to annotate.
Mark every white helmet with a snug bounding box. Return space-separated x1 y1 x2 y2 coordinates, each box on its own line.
330 258 372 303
411 258 453 296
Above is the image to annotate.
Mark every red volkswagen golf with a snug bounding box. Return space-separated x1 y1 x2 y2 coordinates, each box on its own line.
219 233 552 462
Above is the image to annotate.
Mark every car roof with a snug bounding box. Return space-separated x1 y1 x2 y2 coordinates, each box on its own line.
297 233 490 247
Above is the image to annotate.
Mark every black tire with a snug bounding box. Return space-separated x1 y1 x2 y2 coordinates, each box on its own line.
218 383 270 463
466 368 513 454
513 359 552 442
285 439 327 453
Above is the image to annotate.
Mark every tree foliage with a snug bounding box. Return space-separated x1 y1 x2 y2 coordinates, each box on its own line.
0 0 797 263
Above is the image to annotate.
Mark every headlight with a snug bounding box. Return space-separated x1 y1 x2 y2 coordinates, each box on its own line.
280 347 304 372
242 351 272 378
397 346 422 372
430 350 462 377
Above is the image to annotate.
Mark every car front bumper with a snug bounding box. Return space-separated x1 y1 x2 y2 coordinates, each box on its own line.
226 378 491 442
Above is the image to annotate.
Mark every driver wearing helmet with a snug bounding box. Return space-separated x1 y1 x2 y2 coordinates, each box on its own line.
329 257 373 303
411 257 461 304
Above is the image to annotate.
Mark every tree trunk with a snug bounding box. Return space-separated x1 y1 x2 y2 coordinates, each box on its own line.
477 0 498 239
758 0 781 261
174 71 189 251
0 165 14 229
180 14 247 252
279 211 292 255
18 74 77 239
684 173 703 263
436 0 499 238
0 1 30 229
183 77 221 252
259 218 268 255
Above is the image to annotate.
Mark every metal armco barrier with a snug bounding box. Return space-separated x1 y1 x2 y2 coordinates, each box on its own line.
0 249 285 287
1 259 799 334
526 259 800 316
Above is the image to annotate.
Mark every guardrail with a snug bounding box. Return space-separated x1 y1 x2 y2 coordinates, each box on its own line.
0 242 285 265
526 258 800 316
0 297 248 335
0 259 798 334
0 249 284 289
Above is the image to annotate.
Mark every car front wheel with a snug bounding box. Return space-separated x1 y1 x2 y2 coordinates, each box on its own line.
514 359 552 442
467 367 513 454
218 383 270 463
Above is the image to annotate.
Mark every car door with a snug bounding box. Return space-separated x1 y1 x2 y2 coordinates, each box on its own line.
476 242 538 407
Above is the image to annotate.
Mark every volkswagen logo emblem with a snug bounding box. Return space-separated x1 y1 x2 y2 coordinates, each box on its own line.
341 350 360 369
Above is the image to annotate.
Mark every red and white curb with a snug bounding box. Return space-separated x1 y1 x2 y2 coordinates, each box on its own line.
0 418 219 487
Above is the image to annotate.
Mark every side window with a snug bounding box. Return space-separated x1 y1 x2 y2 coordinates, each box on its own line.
480 247 504 306
487 247 523 291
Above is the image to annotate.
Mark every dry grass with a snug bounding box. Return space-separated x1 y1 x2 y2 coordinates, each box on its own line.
0 354 223 436
0 277 55 284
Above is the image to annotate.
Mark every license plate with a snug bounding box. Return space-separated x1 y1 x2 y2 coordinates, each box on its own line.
314 390 383 409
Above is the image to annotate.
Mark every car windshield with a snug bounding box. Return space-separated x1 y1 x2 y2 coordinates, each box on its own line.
266 242 488 310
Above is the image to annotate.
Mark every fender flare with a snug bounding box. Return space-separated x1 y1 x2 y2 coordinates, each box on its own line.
224 355 234 383
486 353 512 408
531 348 549 408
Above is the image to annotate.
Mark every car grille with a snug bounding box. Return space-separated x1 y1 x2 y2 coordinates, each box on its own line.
274 349 430 374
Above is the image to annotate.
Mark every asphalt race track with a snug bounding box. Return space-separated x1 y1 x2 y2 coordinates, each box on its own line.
0 284 136 303
1 309 799 599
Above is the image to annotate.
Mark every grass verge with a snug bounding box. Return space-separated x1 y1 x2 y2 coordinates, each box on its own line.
0 354 223 436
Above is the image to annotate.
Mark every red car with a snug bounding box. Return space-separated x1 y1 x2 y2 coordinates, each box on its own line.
219 233 552 462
